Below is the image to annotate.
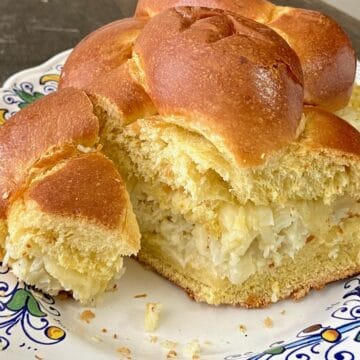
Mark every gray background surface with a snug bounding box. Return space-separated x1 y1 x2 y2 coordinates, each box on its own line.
0 0 358 84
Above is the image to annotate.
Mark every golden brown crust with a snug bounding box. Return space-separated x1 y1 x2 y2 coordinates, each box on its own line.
134 7 304 166
59 18 146 89
84 64 157 125
303 106 360 157
0 88 99 220
268 8 356 111
27 153 127 229
135 0 274 22
134 1 356 111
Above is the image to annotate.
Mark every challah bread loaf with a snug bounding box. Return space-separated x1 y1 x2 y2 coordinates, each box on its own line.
0 88 140 304
135 0 356 111
77 7 360 307
59 18 146 89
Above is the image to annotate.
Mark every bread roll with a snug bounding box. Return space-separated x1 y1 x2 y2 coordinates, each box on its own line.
135 0 356 111
59 18 146 89
0 88 140 304
84 7 360 306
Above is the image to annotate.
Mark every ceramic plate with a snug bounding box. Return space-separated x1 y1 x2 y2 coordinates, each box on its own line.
0 51 360 360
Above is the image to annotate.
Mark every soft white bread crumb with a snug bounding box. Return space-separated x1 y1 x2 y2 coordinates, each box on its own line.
184 340 200 359
144 302 162 332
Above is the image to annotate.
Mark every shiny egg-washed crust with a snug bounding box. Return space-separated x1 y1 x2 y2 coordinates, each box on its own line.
84 63 156 125
133 7 304 166
26 153 128 229
268 8 356 111
135 0 273 22
0 88 99 220
303 106 360 157
59 18 146 89
135 0 356 111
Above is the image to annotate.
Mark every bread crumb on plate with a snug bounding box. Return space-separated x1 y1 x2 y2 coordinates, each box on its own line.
80 310 95 323
117 346 131 359
185 340 200 359
149 335 158 343
134 293 147 298
57 291 69 300
264 317 273 328
144 302 162 332
167 350 177 359
91 336 103 343
239 324 247 333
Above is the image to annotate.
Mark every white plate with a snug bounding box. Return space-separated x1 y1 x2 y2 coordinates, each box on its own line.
0 51 360 360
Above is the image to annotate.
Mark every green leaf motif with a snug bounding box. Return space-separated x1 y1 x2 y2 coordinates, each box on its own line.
6 289 47 317
15 90 43 109
264 346 285 355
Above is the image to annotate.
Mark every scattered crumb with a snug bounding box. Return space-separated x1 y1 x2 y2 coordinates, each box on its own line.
117 346 131 359
35 356 43 360
96 143 103 151
150 335 158 343
145 302 162 332
91 336 103 343
134 293 147 298
260 153 265 159
185 340 200 359
112 284 118 292
26 243 32 248
113 334 118 339
161 340 178 350
239 324 247 333
264 317 273 328
80 310 95 324
101 328 107 333
167 350 177 359
280 310 286 315
2 192 9 200
77 144 94 153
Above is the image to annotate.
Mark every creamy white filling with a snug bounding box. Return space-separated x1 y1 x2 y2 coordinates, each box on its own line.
8 253 125 302
134 188 359 284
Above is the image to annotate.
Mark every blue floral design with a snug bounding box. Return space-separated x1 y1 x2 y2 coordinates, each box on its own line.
225 277 360 360
0 263 66 351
